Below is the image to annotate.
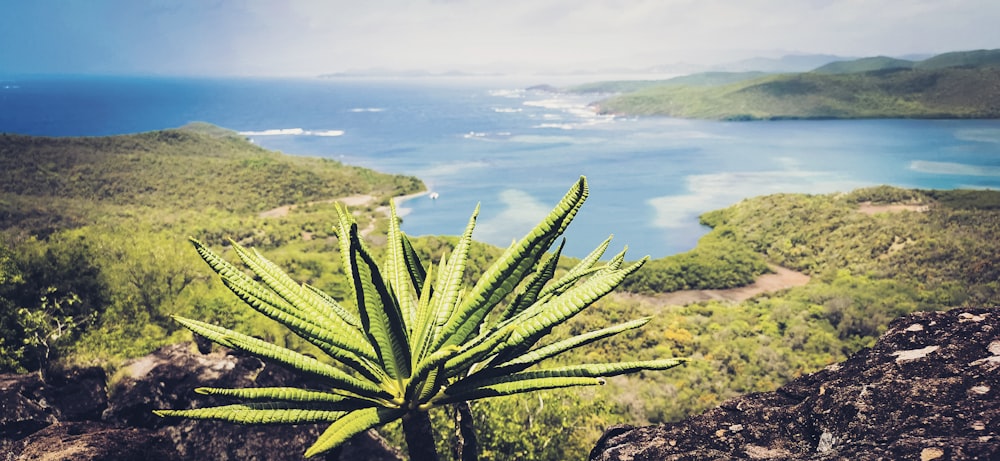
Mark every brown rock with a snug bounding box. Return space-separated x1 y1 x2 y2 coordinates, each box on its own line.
3 343 403 460
590 308 1000 461
13 421 176 460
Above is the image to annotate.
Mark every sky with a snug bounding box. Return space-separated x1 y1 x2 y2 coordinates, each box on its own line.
2 0 999 77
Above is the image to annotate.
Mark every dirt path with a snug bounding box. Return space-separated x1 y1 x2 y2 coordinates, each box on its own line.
258 195 375 219
857 202 929 215
259 193 806 306
632 264 811 306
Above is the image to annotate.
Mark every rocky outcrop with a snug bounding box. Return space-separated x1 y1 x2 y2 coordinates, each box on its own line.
1 343 403 461
590 308 1000 460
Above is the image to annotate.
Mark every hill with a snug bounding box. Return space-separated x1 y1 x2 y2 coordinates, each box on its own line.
812 56 915 74
2 128 999 459
0 125 424 376
915 48 1000 69
593 49 1000 120
0 123 422 235
568 72 771 94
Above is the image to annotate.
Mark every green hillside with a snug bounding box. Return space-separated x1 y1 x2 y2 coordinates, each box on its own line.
3 128 999 459
812 56 915 74
594 49 1000 120
1 125 423 373
0 123 421 234
567 72 771 94
915 48 1000 69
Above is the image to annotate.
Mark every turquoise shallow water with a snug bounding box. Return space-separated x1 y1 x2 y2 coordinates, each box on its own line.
3 76 999 257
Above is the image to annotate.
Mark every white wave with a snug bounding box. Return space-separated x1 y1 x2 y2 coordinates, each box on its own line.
461 131 516 142
533 123 576 130
239 128 344 137
312 130 345 137
349 107 384 113
523 99 580 110
507 135 603 145
954 128 1000 144
489 89 525 98
240 128 305 136
493 107 523 113
910 160 1000 177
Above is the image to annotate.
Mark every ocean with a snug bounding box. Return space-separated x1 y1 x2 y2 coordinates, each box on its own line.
3 75 1000 258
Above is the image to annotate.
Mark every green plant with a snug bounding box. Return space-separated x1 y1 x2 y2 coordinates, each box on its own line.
154 177 684 459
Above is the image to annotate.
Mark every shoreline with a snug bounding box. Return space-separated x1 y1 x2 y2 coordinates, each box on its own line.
257 189 431 220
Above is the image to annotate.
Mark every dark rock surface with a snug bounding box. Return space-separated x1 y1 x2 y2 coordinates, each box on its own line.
13 422 175 461
1 342 403 461
590 308 1000 461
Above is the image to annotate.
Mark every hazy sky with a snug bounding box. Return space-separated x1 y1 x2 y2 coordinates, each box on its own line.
2 0 998 76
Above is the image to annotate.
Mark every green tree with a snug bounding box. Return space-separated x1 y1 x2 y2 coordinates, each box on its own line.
0 234 108 373
155 177 684 459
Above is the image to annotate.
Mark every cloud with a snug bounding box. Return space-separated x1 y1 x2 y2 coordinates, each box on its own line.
4 0 1000 75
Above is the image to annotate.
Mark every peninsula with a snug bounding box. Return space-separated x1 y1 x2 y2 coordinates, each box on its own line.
574 49 1000 120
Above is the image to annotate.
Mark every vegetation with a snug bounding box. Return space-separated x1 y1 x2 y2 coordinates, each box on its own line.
154 178 683 459
568 72 771 94
0 123 421 235
620 226 771 294
0 124 424 373
592 49 1000 120
3 128 998 459
812 56 916 74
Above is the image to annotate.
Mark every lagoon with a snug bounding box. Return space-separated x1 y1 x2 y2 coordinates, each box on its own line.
2 76 999 257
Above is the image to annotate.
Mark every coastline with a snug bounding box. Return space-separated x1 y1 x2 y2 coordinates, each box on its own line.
391 189 432 217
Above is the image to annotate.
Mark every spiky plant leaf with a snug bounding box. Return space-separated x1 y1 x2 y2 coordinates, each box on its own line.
157 176 686 459
194 387 363 407
385 202 418 332
171 316 387 400
305 407 405 458
495 238 565 324
153 404 347 425
436 177 588 350
481 317 653 376
414 205 479 363
347 224 411 383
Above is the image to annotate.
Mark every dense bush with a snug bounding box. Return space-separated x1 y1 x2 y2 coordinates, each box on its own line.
621 227 771 294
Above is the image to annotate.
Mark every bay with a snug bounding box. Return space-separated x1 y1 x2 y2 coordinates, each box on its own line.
2 76 999 258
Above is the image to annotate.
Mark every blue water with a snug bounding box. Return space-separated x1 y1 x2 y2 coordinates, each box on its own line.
3 76 1000 258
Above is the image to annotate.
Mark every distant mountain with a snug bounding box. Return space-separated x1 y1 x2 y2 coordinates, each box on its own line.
592 49 1000 120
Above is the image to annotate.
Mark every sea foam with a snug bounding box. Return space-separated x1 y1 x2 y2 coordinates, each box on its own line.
239 128 344 137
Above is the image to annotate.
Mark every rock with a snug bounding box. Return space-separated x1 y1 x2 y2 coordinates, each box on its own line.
11 421 177 460
590 308 1000 461
1 372 55 454
43 366 108 422
2 342 403 460
105 342 402 460
104 342 260 429
1 366 107 456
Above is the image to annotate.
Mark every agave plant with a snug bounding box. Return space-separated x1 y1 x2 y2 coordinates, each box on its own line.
155 177 683 459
